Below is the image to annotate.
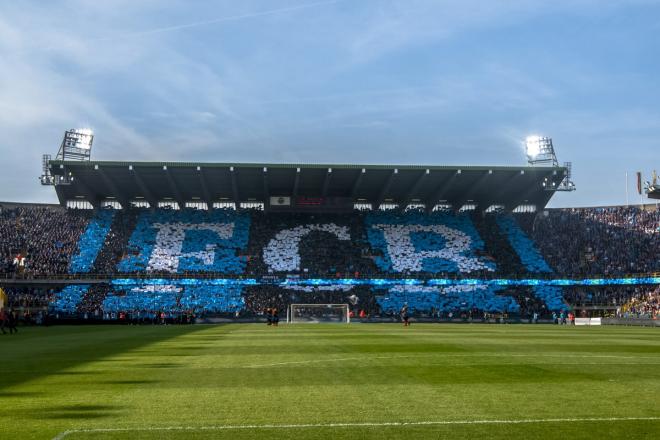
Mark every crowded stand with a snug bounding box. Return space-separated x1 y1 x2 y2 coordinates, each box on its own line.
69 210 115 273
2 286 54 309
246 211 377 277
376 285 519 315
102 283 245 316
117 209 250 274
522 207 660 276
4 205 657 279
366 210 495 274
92 210 138 273
616 285 659 319
0 206 90 276
0 204 658 322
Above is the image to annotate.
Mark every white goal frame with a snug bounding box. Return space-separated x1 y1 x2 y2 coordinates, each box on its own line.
288 304 350 324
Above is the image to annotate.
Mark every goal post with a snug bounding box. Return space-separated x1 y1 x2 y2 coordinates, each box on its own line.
288 304 350 324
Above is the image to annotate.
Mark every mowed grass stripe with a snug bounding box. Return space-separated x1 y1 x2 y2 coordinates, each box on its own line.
0 324 658 439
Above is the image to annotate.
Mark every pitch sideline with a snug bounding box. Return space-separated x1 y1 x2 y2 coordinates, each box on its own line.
52 416 660 439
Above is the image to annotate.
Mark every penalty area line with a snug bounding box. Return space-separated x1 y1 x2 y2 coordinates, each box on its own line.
52 416 660 439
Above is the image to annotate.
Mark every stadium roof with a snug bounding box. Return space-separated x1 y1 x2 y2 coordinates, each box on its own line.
47 160 568 211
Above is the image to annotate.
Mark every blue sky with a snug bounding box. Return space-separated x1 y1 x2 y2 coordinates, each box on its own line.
0 0 658 207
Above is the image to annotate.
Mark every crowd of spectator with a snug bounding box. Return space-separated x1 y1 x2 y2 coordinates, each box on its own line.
0 206 90 277
1 204 658 321
77 284 109 314
2 286 54 309
561 285 651 307
616 286 659 319
2 204 657 279
245 212 379 277
243 285 378 317
92 212 137 274
471 213 527 276
522 207 660 276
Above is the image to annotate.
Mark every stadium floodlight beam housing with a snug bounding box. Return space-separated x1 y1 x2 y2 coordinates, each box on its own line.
525 135 576 192
525 135 555 165
57 128 94 161
40 128 95 186
525 136 541 158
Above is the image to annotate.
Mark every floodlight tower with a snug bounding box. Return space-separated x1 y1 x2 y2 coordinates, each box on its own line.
56 128 94 161
525 135 575 192
646 170 659 200
40 128 94 186
525 136 558 166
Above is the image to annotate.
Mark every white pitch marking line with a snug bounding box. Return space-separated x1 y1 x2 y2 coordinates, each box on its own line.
52 417 660 439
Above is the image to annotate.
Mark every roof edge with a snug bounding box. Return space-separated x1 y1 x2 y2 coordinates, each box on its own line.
50 160 565 171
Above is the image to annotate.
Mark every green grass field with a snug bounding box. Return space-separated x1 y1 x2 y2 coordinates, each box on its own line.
1 324 659 439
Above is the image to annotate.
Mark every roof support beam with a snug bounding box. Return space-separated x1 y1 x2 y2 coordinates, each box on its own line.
375 169 397 208
164 167 185 209
350 168 366 199
71 173 100 208
485 171 522 212
509 171 554 211
425 171 458 211
197 167 213 209
263 167 270 207
292 168 301 199
400 169 429 208
97 167 129 208
54 185 67 206
321 168 333 197
459 172 490 210
230 167 239 206
132 168 157 208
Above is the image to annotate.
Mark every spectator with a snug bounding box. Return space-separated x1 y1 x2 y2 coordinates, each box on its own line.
0 206 90 277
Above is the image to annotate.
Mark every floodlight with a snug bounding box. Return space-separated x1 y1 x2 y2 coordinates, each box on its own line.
524 136 576 192
49 128 96 164
75 128 94 136
61 128 94 154
525 135 541 158
69 128 94 150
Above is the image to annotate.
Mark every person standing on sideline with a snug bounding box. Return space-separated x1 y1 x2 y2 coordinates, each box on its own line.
7 309 18 334
400 303 410 327
0 308 6 335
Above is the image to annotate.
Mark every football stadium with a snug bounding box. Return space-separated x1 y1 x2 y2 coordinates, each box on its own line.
1 130 658 439
1 2 660 440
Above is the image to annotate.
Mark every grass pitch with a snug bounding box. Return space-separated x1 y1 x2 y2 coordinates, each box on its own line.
1 324 659 439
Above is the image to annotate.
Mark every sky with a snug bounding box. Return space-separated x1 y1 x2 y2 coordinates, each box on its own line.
0 0 659 208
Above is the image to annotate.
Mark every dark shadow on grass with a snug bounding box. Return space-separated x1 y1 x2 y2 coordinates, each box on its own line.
38 412 113 420
30 405 123 420
102 379 160 385
0 325 213 391
162 353 198 357
141 362 182 368
52 371 102 376
0 391 45 398
47 404 117 412
11 404 125 421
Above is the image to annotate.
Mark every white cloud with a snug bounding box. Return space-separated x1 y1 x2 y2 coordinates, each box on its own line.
0 0 659 206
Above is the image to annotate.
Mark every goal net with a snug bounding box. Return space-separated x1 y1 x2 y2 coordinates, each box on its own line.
288 304 350 324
